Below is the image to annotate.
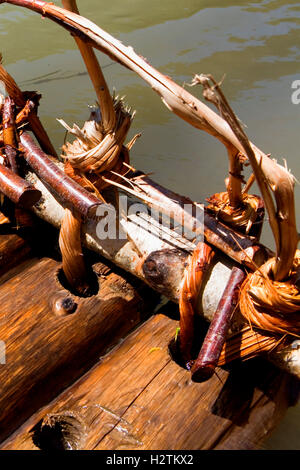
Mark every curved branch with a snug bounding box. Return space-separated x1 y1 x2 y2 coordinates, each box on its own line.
61 0 116 133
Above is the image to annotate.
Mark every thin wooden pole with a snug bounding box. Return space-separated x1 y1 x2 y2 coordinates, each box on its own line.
20 132 102 218
191 266 246 381
61 0 116 133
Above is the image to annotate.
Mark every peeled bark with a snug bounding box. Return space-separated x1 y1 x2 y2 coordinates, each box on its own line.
2 96 18 173
59 208 91 296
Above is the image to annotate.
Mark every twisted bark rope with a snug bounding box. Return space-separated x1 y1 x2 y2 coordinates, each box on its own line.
178 242 215 363
206 191 264 237
58 208 90 296
217 326 285 366
239 252 300 337
58 103 134 293
59 99 135 194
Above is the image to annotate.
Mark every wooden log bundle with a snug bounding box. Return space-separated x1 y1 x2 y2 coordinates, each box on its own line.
0 0 299 451
0 212 298 450
1 314 298 450
0 224 156 443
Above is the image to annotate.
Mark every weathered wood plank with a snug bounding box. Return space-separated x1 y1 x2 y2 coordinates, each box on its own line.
2 314 297 450
0 254 155 444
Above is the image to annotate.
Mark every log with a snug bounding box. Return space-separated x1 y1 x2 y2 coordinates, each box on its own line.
26 165 266 289
25 166 252 318
0 252 155 443
0 163 41 208
1 314 298 450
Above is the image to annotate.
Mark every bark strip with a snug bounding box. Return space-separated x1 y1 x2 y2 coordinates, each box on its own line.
2 96 18 173
59 208 91 296
179 242 215 362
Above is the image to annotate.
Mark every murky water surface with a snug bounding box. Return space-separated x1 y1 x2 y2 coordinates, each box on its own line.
0 0 299 449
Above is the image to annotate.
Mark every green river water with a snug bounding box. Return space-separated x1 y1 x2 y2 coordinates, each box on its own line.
0 0 299 449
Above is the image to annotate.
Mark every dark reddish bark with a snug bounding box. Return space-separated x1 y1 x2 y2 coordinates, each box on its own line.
20 132 103 218
0 163 41 207
191 266 246 382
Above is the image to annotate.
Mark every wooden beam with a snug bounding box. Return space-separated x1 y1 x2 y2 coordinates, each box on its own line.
1 314 297 450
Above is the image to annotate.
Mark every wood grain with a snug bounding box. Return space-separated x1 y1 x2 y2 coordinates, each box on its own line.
2 314 297 450
0 255 154 443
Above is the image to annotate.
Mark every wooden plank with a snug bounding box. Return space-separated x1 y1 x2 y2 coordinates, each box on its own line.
0 254 155 444
2 314 297 450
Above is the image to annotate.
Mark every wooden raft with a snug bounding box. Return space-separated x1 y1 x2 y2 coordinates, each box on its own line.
0 221 155 444
0 222 299 450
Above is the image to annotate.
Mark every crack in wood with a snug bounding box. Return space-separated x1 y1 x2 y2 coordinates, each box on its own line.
93 359 171 449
